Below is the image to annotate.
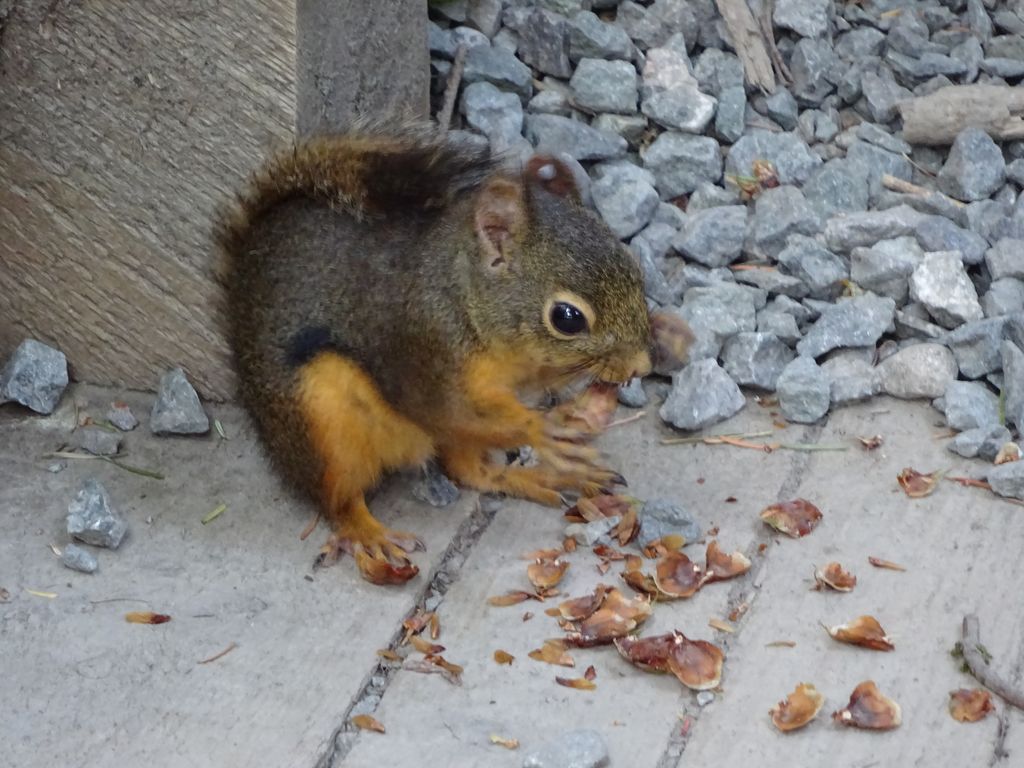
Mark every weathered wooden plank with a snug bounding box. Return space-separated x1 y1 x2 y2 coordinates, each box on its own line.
296 0 430 135
0 0 296 400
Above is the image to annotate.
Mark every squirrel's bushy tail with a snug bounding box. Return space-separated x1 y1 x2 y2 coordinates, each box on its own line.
215 123 497 272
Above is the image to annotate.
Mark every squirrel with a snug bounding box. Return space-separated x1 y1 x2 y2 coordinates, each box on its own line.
217 125 659 583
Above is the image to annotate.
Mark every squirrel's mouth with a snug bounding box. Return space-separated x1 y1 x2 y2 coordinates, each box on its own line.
596 350 653 386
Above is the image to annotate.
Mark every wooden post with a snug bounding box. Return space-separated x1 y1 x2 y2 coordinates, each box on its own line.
0 0 430 400
296 0 429 136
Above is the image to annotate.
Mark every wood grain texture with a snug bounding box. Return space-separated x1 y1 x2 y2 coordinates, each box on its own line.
0 0 296 400
899 84 1024 146
296 0 429 136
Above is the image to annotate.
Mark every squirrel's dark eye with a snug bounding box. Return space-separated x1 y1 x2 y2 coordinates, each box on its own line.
550 302 588 335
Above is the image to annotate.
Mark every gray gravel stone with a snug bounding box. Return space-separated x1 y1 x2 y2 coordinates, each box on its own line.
802 159 870 221
570 58 638 114
895 305 946 341
721 332 795 390
631 238 676 306
528 89 571 116
821 352 882 404
467 0 502 37
642 132 722 197
765 88 799 131
980 57 1024 78
1003 340 1024 431
983 278 1024 318
797 293 896 358
616 0 698 50
412 461 461 507
913 216 988 266
638 499 702 545
60 542 98 574
934 381 1000 431
464 44 534 100
517 8 573 78
686 182 740 212
751 186 822 257
106 402 138 431
850 237 923 302
618 377 648 408
878 343 958 399
461 82 524 153
713 85 746 143
988 461 1024 501
757 309 803 345
639 37 693 98
660 358 746 430
948 425 1012 460
592 166 659 239
937 127 1006 202
776 356 830 423
909 251 984 329
568 10 634 61
855 122 912 155
836 28 886 59
845 140 913 203
774 0 831 38
674 205 746 267
776 235 848 299
986 35 1024 59
693 48 745 96
451 26 491 51
75 427 121 457
951 37 984 82
790 38 840 106
0 339 68 415
150 368 209 435
725 130 821 186
633 221 677 259
678 284 761 359
733 266 809 298
525 115 627 161
968 0 993 42
522 728 610 768
67 479 127 549
429 23 457 59
944 317 1015 379
861 70 913 122
565 516 621 546
986 239 1024 281
591 113 648 147
642 82 717 134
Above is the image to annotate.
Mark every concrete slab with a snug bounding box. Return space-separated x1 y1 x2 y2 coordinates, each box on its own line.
0 386 475 768
680 398 1024 765
3 386 1021 768
338 404 811 767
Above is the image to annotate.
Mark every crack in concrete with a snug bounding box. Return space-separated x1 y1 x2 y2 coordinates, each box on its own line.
314 496 501 768
655 423 824 768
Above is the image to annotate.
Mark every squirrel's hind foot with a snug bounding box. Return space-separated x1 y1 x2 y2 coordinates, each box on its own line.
317 498 424 584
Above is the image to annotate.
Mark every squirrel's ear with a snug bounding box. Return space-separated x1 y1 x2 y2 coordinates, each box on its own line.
474 177 526 272
523 155 581 201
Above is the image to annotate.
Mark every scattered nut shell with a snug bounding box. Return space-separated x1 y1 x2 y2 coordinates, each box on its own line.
832 681 901 730
897 467 941 498
825 615 894 651
949 688 995 723
814 562 857 592
760 499 822 538
770 683 825 732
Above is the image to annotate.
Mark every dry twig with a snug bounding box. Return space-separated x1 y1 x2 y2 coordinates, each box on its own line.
961 615 1024 711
